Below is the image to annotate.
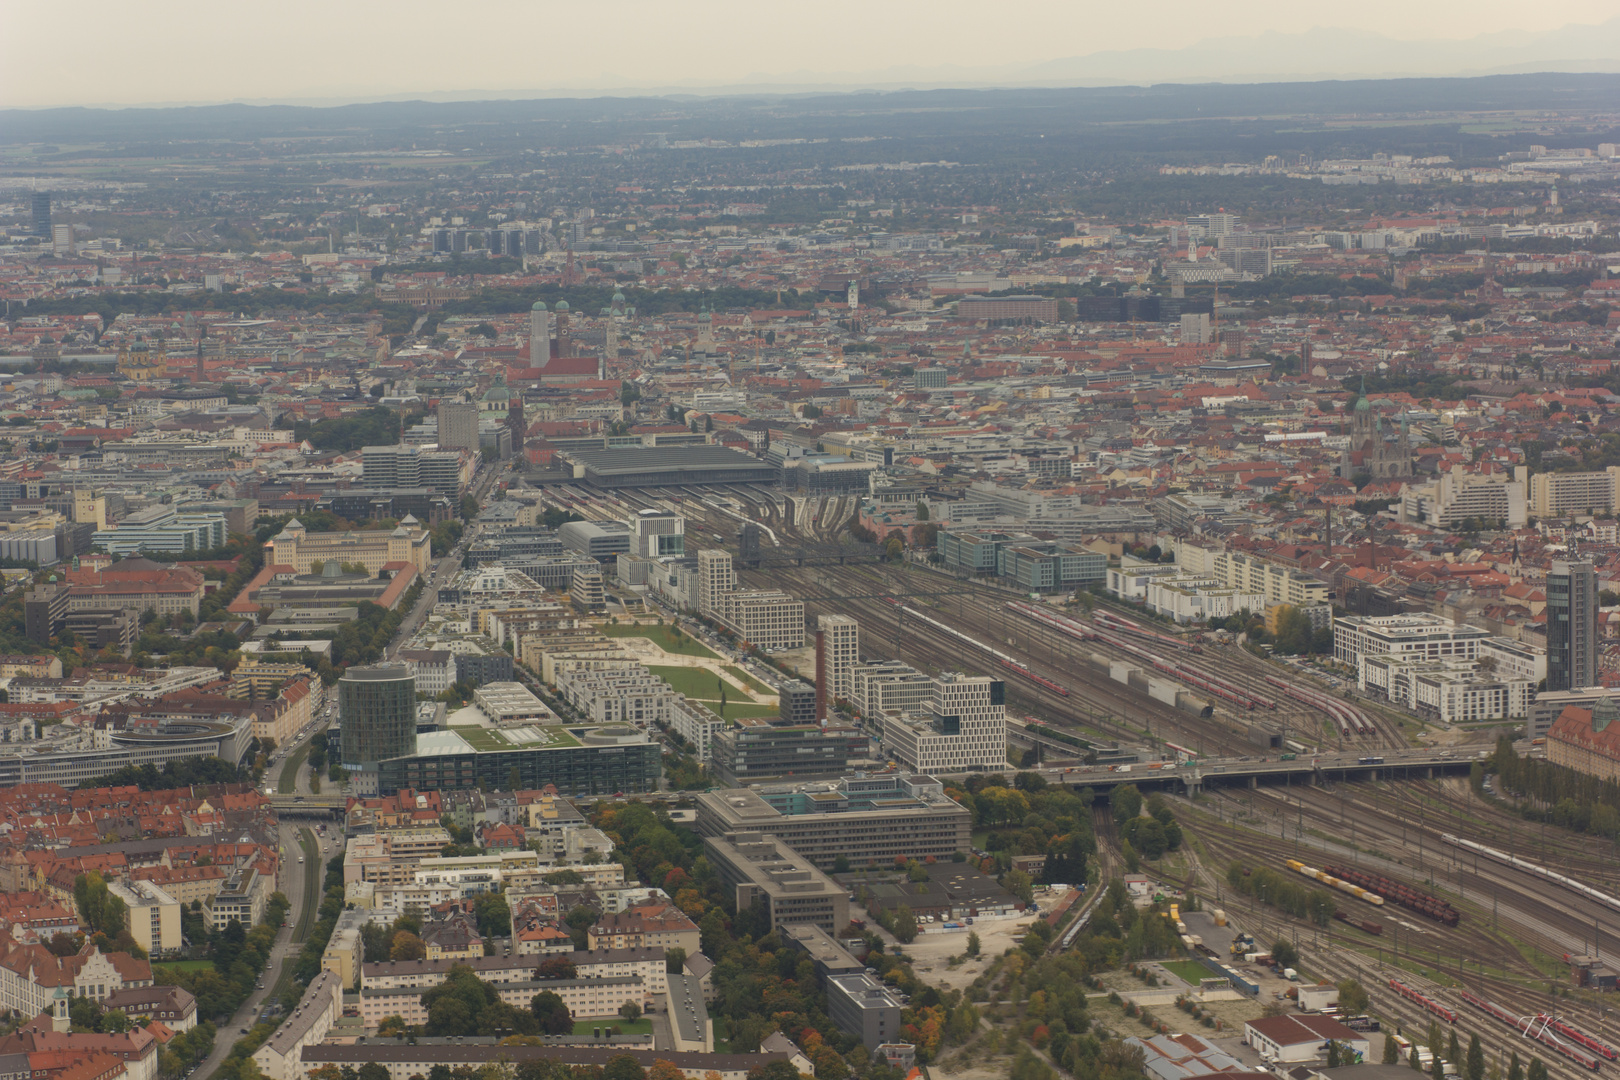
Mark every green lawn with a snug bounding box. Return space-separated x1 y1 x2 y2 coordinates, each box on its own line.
706 702 779 721
153 959 215 973
1161 959 1213 985
572 1017 652 1036
724 665 774 696
600 623 719 660
278 741 311 795
648 665 748 701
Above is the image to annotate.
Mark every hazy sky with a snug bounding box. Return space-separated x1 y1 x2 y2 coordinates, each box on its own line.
4 0 1617 109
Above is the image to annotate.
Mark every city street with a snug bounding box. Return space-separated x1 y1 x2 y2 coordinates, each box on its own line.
191 752 321 1080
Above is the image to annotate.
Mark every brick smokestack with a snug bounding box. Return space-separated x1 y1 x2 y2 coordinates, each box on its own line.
815 629 827 723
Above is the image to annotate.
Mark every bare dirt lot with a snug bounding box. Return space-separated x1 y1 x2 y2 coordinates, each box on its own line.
900 886 1073 992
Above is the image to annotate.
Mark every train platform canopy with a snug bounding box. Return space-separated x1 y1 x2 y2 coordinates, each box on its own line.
562 445 780 488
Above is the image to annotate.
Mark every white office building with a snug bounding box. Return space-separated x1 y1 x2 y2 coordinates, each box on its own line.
879 673 1006 774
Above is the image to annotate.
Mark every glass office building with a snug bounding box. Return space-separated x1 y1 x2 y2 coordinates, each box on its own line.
340 663 417 771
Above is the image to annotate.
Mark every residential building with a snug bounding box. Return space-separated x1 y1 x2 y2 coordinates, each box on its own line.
99 985 196 1033
1548 560 1598 692
105 881 180 957
587 904 701 956
1359 655 1532 723
212 867 267 931
252 971 343 1080
668 698 725 764
1333 613 1492 669
1400 465 1527 528
1529 467 1620 519
701 831 849 932
299 1041 791 1080
321 910 365 990
399 650 454 698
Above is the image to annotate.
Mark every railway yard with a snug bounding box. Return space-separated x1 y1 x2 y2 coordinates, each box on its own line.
519 476 1620 1080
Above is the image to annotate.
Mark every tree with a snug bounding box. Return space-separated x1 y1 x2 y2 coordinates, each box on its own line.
537 956 577 981
891 905 918 944
529 991 572 1036
1410 1046 1422 1071
1270 939 1299 968
965 931 981 957
748 1063 804 1080
915 501 929 522
1328 1042 1343 1069
1384 1035 1401 1065
619 1000 642 1024
1507 1052 1523 1080
358 1065 391 1080
1449 1031 1460 1066
603 1056 645 1080
1467 1034 1485 1080
390 932 426 961
1337 979 1369 1016
1525 1058 1547 1080
664 947 686 975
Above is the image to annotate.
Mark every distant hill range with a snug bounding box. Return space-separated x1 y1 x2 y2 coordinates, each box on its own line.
3 71 1618 147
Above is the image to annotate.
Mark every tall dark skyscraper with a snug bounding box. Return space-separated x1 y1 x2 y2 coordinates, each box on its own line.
31 192 51 238
339 662 417 772
1547 559 1597 691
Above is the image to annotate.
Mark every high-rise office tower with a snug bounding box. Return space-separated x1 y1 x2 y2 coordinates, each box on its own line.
1548 559 1597 691
339 662 417 772
817 614 859 707
31 192 50 238
437 400 479 453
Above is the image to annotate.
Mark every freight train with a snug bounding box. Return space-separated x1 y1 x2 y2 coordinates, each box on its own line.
1460 991 1603 1071
1285 859 1388 906
1325 865 1461 926
1440 833 1620 916
1332 910 1383 935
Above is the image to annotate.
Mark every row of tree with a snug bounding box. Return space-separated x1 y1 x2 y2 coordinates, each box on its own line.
1487 734 1620 838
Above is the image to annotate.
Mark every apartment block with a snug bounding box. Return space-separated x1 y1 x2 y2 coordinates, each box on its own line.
1214 551 1330 609
106 880 181 957
1529 467 1620 519
1333 613 1492 669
